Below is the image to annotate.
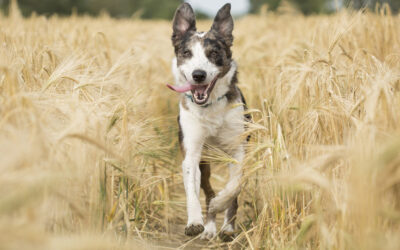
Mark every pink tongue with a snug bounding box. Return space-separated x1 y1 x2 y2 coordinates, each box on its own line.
166 83 193 93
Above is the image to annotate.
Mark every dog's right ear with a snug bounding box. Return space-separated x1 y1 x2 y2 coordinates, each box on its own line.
172 3 196 45
211 3 233 46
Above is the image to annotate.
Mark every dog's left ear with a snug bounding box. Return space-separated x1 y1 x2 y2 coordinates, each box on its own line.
172 3 196 45
211 3 234 46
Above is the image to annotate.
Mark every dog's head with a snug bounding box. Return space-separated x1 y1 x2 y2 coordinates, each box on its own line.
169 3 234 105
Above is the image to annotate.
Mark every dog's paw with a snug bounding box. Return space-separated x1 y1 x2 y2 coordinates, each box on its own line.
200 221 216 240
219 230 235 242
219 224 235 242
185 223 204 236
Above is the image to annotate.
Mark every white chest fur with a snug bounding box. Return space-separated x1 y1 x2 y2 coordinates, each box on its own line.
179 97 245 153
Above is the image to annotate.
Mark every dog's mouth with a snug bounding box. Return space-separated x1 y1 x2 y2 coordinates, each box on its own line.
167 75 219 105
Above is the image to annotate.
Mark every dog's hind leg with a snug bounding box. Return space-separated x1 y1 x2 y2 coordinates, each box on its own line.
219 197 238 242
199 161 217 240
217 145 244 241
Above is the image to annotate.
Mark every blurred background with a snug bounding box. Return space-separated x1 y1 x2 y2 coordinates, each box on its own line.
0 0 399 18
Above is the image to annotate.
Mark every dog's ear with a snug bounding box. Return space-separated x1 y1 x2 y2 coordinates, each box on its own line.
172 3 196 44
211 3 234 46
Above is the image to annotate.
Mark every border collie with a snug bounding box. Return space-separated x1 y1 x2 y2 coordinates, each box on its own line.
167 3 250 241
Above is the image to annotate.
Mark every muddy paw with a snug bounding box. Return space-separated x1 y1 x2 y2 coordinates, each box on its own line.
219 230 235 242
185 223 204 236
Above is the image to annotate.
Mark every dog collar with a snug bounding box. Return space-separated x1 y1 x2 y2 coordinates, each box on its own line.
184 93 226 108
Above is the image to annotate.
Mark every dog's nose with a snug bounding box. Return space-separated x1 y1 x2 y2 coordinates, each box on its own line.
192 70 207 83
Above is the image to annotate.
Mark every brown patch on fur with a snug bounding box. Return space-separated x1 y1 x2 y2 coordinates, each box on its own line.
225 73 240 103
173 32 199 66
225 197 238 227
199 161 216 223
218 197 238 242
202 31 233 78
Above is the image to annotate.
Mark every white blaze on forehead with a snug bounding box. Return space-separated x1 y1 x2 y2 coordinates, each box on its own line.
196 32 206 38
180 41 219 84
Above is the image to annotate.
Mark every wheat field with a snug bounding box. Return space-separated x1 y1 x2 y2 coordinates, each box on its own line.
1 2 400 249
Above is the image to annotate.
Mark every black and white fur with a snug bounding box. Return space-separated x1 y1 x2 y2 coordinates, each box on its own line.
170 3 250 241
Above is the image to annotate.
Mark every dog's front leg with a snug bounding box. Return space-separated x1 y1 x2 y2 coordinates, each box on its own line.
180 112 205 236
182 150 204 236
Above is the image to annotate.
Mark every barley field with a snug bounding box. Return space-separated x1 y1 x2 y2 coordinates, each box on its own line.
1 2 400 250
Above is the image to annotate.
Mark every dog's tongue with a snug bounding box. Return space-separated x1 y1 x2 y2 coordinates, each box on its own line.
166 83 193 93
166 83 207 94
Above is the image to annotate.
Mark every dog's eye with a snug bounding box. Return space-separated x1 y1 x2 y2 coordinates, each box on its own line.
183 50 192 57
210 50 219 57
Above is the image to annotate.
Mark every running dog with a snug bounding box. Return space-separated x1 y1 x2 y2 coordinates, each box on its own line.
167 3 250 241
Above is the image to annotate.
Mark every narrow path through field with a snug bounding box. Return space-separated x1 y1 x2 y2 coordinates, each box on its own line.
149 164 236 249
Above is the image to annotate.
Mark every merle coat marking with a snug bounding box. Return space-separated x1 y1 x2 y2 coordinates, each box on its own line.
170 3 250 241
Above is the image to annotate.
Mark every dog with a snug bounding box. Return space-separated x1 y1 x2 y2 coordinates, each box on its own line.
167 3 250 241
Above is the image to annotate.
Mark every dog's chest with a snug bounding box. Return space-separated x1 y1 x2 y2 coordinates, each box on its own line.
180 99 245 149
198 108 226 136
